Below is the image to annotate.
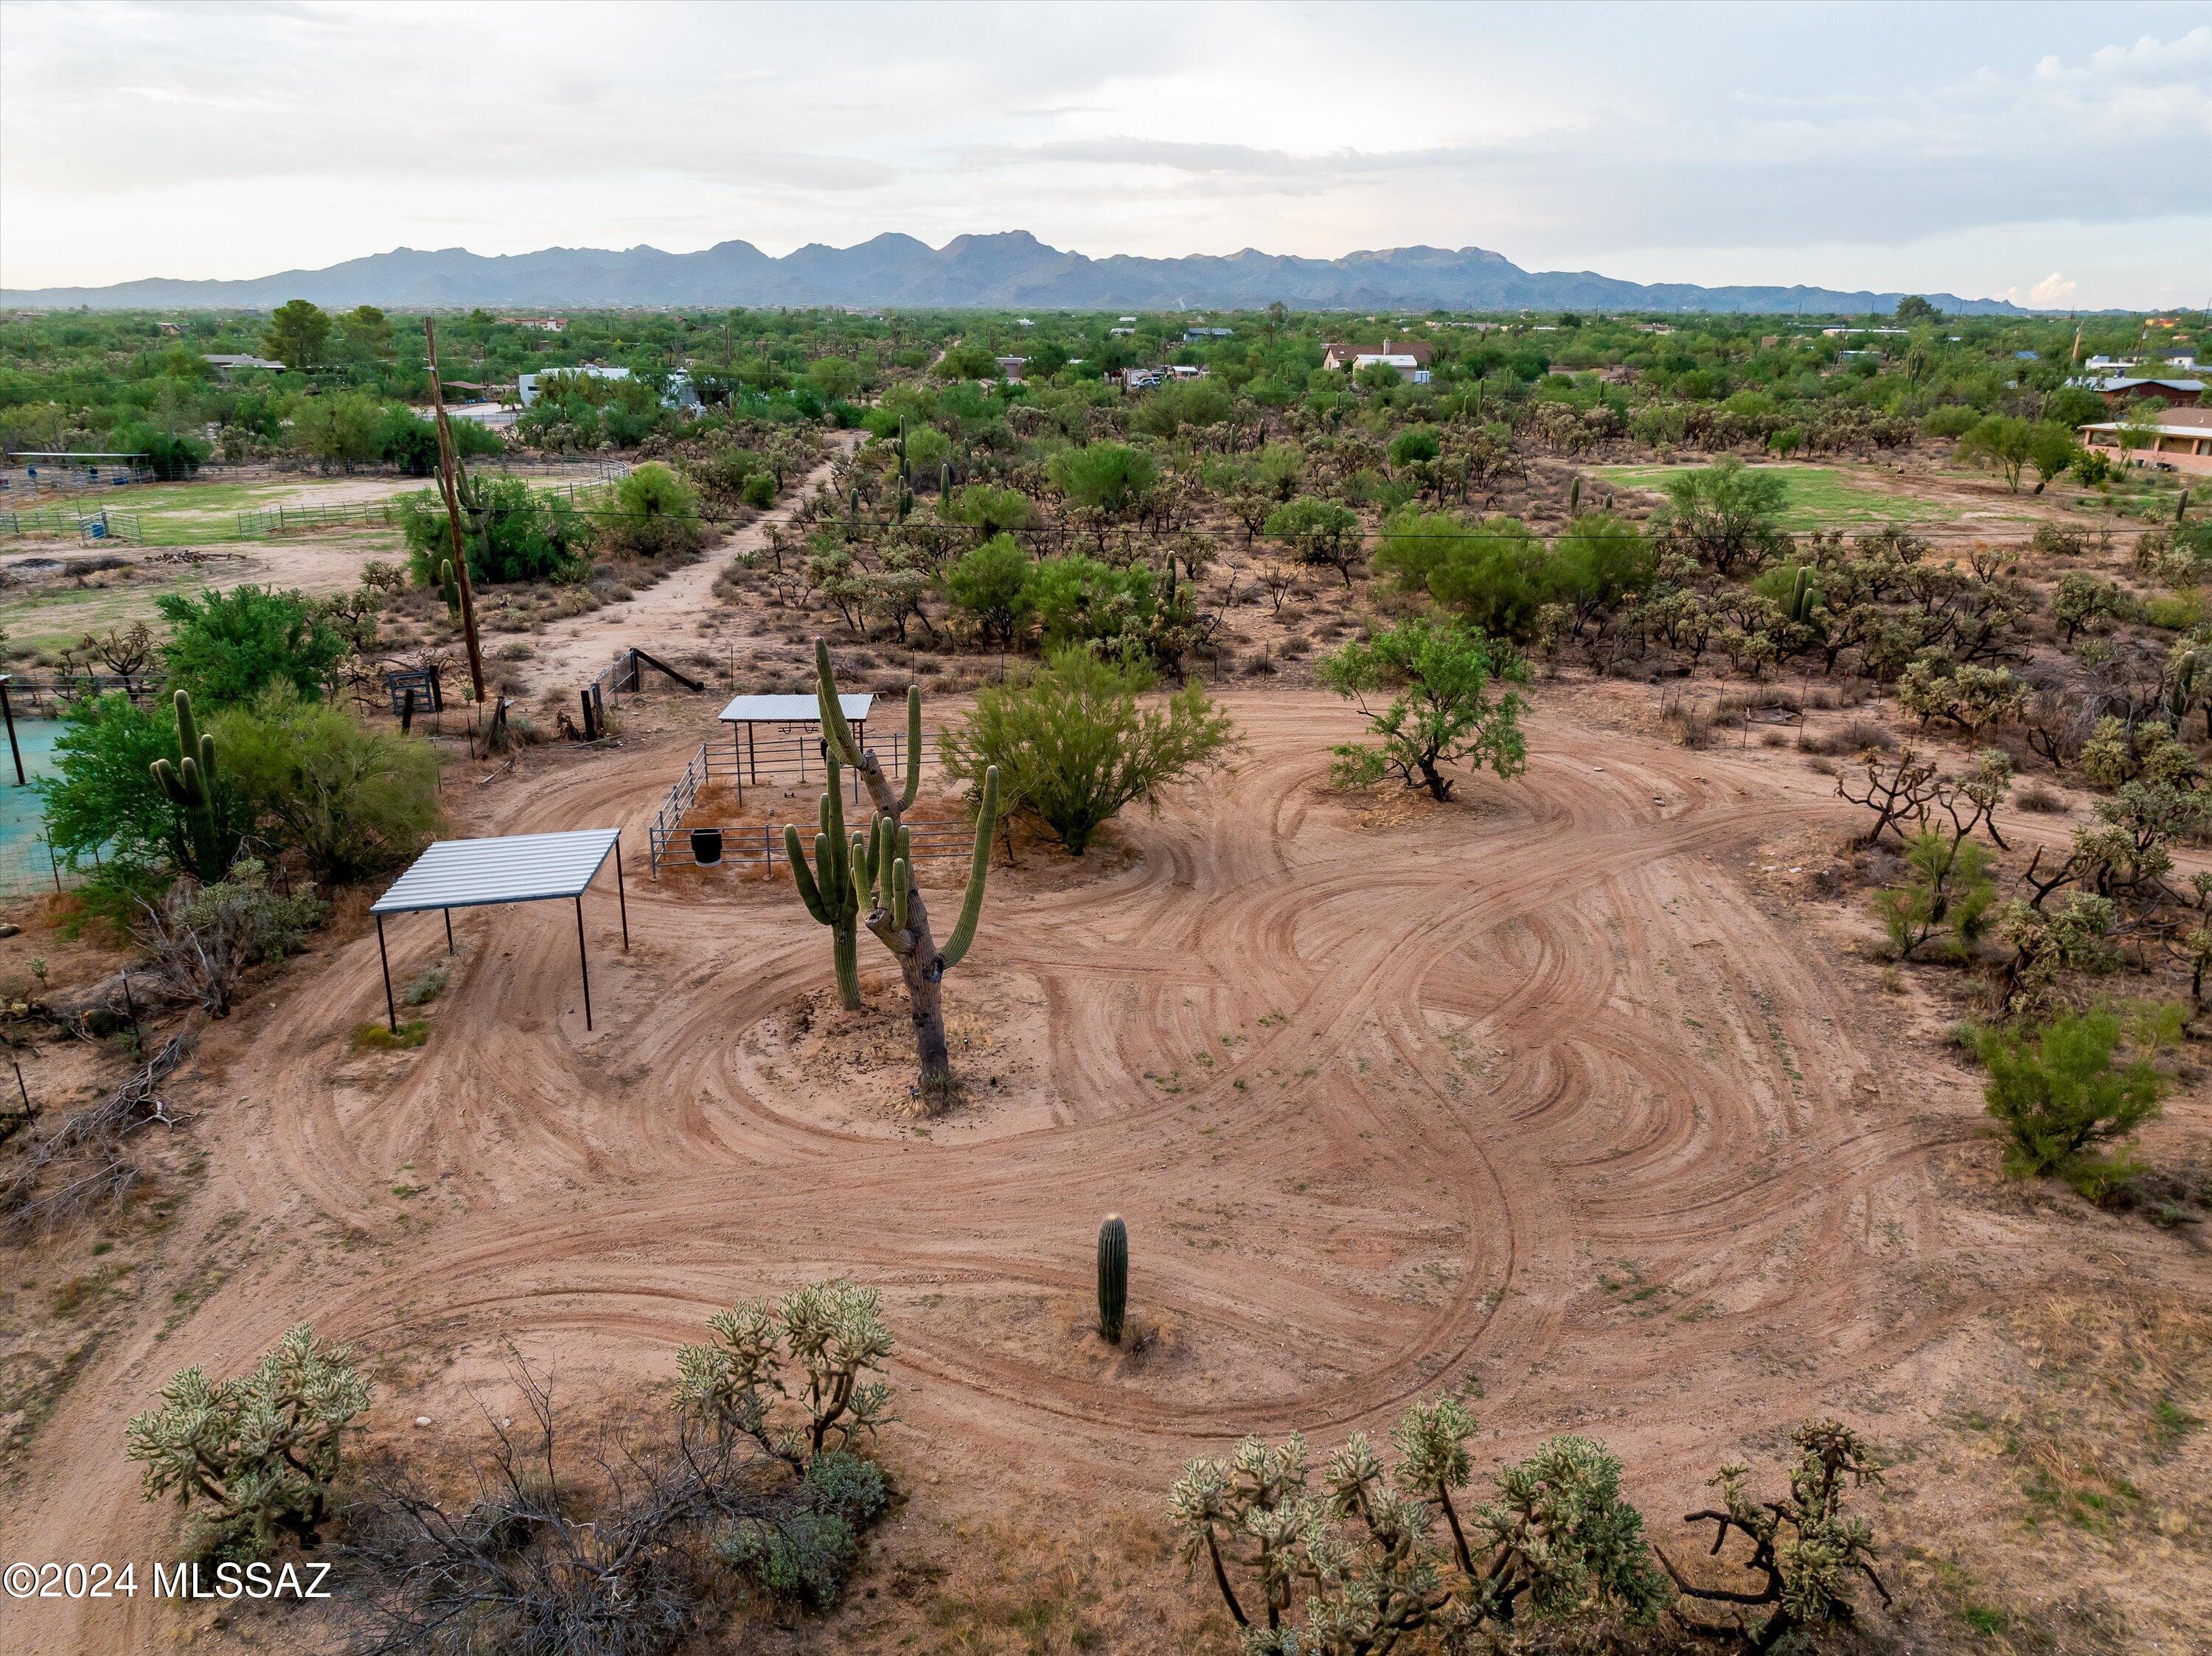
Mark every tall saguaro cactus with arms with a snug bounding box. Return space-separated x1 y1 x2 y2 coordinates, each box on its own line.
785 752 875 1011
150 689 231 881
803 640 999 1104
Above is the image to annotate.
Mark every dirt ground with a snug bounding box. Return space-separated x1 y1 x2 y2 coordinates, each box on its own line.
0 669 2206 1654
2 442 2209 1653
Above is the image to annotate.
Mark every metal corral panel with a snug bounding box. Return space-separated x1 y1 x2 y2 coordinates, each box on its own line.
371 829 620 914
717 693 872 725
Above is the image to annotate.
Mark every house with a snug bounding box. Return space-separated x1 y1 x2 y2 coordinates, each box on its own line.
497 315 567 332
994 355 1029 381
518 363 700 411
1116 316 1137 324
1164 363 1206 380
1119 368 1162 391
201 352 285 377
1184 327 1233 341
2069 375 2206 408
1108 327 1137 337
518 364 631 406
2078 406 2212 475
1321 338 1434 383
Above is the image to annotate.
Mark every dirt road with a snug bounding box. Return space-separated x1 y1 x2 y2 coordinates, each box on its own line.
4 690 2205 1652
511 439 854 692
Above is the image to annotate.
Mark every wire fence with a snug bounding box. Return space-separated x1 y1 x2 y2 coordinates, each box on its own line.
646 728 961 876
233 473 619 537
0 829 69 901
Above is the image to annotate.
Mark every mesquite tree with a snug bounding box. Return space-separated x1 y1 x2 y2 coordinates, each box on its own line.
807 641 999 1102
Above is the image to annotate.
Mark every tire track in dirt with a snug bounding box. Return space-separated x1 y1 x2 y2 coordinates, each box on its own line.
13 690 2203 1655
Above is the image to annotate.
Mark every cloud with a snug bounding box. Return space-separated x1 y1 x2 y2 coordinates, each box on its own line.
2022 272 2079 307
0 1 2202 305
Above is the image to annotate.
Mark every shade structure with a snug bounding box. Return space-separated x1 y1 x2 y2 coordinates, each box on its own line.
369 829 627 1032
716 692 873 726
716 692 873 799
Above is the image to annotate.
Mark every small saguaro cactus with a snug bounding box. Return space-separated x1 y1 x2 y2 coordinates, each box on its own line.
150 689 228 881
784 752 877 1012
1783 565 1819 627
809 640 999 1102
437 555 463 621
1097 1214 1128 1344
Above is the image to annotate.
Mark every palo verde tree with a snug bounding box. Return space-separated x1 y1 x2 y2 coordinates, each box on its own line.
807 641 1000 1103
1320 617 1528 802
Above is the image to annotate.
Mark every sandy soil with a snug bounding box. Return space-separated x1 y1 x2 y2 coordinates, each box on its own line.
3 674 2206 1652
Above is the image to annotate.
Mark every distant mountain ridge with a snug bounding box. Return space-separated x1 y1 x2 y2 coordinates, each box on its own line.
0 230 2024 315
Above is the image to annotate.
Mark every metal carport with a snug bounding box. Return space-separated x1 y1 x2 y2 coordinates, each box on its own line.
369 829 628 1033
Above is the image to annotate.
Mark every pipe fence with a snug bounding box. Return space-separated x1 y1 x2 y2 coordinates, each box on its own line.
646 728 962 876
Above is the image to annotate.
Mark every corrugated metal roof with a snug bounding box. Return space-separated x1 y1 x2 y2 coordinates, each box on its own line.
371 829 620 914
717 693 873 725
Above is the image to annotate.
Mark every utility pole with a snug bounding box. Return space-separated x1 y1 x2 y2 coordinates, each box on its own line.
423 316 488 707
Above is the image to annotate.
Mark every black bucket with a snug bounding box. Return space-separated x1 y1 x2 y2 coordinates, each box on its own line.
690 827 724 866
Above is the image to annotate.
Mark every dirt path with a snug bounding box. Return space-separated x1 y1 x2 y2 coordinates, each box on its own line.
4 690 2206 1652
510 439 855 694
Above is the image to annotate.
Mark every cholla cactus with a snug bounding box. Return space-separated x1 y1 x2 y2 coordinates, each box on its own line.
125 1325 369 1559
1658 1419 1891 1648
1169 1402 1666 1649
678 1279 894 1469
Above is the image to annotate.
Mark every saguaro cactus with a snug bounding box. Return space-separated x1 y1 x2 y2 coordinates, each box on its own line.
1097 1215 1128 1344
437 556 463 621
784 753 876 1011
1783 566 1818 627
809 640 998 1102
150 689 227 880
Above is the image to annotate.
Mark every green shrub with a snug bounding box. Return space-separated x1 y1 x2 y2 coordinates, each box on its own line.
156 585 349 709
215 686 442 883
602 461 706 558
715 1451 887 1607
942 533 1035 644
36 692 226 879
1874 829 1996 961
352 1020 429 1051
1373 507 1551 638
399 474 588 587
1973 1006 2174 1196
939 647 1237 855
741 472 776 509
1026 554 1157 653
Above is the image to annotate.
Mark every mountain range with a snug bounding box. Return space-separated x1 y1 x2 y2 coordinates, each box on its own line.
0 231 2024 316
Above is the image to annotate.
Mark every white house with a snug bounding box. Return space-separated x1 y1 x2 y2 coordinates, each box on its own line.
518 363 700 411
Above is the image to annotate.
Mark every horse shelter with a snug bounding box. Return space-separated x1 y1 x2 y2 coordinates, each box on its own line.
369 829 629 1032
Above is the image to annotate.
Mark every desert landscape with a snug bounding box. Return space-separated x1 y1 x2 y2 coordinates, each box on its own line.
1 46 2205 1636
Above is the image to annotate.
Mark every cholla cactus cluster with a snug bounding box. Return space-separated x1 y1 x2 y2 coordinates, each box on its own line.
126 1323 370 1559
1658 1418 1891 1648
677 1278 894 1467
1169 1396 1667 1653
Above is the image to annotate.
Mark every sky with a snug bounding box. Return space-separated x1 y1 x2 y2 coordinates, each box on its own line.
1 0 2207 307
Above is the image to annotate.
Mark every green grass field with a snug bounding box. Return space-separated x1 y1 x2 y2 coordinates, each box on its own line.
1591 463 1988 532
